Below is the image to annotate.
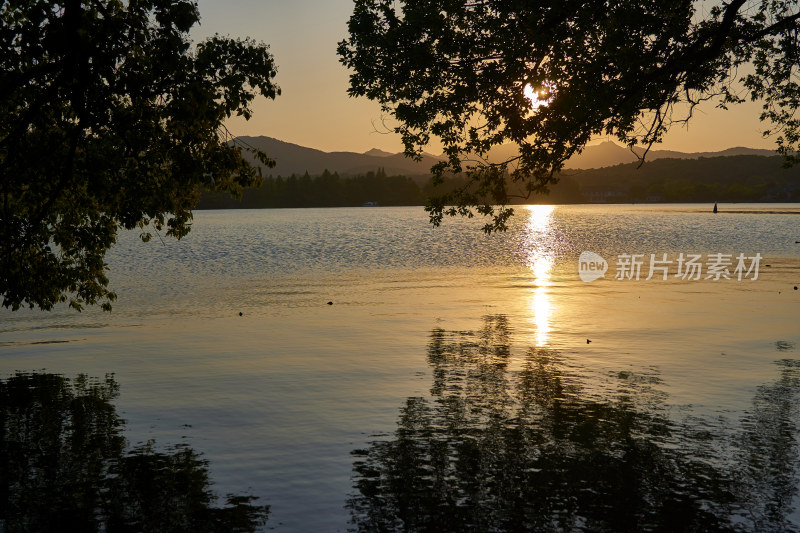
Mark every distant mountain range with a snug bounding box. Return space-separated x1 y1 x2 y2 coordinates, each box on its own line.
236 136 441 177
562 141 776 169
237 135 778 176
487 140 777 169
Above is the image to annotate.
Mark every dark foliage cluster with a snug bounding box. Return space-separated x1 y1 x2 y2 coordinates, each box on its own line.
1 0 279 310
339 0 800 229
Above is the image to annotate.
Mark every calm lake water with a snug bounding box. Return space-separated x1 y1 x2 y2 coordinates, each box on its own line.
2 204 800 531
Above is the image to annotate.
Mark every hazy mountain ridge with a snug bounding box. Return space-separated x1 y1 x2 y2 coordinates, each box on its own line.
236 136 442 177
564 141 777 169
238 136 778 175
488 140 777 170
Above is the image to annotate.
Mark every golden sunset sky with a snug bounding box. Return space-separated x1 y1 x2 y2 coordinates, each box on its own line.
194 0 776 155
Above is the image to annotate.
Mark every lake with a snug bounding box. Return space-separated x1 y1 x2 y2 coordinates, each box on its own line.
2 204 800 532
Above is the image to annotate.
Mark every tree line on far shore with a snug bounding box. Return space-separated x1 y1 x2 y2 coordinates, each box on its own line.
572 155 800 203
197 155 800 209
197 169 425 208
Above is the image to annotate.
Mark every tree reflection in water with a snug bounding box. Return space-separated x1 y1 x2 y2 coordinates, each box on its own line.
349 316 800 532
0 372 268 533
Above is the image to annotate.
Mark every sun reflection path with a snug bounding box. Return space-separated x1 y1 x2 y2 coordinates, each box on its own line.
524 205 555 346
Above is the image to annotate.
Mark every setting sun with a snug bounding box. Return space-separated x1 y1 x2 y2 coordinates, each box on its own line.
523 83 551 109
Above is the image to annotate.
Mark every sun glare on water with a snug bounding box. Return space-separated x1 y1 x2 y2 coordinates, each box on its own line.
524 205 556 347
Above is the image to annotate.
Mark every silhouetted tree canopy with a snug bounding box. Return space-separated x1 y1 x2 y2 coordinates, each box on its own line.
338 0 800 231
0 0 279 311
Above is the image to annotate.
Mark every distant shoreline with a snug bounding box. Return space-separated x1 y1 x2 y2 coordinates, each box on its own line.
194 202 800 212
